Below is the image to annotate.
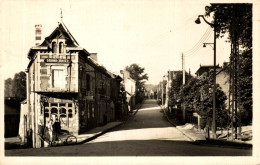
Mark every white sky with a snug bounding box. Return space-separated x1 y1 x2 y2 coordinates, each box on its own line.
1 0 231 84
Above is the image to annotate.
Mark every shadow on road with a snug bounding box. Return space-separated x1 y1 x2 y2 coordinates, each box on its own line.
5 139 252 156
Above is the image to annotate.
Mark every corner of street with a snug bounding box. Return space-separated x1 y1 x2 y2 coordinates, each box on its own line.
5 99 252 156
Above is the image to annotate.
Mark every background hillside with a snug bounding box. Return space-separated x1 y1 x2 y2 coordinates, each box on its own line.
144 84 157 92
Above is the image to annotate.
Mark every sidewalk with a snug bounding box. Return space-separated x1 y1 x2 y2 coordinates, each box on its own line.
5 136 24 150
76 121 123 143
161 105 252 148
5 103 142 149
57 103 141 144
176 124 206 141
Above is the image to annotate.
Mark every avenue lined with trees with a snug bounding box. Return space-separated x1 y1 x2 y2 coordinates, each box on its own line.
163 3 252 139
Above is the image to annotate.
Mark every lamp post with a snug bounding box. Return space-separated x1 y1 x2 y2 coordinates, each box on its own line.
195 15 217 139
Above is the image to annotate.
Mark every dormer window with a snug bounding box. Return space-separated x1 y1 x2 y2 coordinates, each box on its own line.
59 42 64 53
52 42 57 53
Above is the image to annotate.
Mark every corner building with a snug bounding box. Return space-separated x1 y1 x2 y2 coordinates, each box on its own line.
25 22 122 148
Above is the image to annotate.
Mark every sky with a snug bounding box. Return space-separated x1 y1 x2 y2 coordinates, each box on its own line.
0 0 232 84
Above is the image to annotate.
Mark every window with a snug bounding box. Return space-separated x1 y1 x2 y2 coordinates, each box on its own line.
44 103 74 128
51 103 58 107
86 74 91 91
92 103 95 118
60 108 67 118
52 69 65 88
87 103 90 119
52 42 57 53
59 42 64 53
51 108 58 114
59 103 66 107
68 109 73 118
82 73 86 89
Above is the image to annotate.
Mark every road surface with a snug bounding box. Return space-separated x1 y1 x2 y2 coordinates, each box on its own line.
5 99 251 156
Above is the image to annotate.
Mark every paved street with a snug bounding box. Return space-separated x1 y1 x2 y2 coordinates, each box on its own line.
5 99 251 156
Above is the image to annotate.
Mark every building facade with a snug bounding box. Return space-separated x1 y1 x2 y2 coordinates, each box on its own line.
120 70 136 111
21 22 122 148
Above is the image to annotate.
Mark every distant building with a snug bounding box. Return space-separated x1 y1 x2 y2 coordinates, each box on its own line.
195 64 221 78
157 79 167 105
120 70 136 111
195 63 230 107
216 62 230 107
148 89 154 99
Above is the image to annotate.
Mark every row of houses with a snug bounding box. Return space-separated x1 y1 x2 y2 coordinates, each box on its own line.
17 21 136 148
157 62 230 125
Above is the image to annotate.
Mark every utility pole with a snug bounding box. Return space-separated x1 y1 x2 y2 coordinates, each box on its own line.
182 53 185 85
212 20 217 139
182 53 185 122
195 14 217 139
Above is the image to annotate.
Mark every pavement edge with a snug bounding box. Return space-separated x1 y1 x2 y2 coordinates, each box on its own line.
159 105 195 142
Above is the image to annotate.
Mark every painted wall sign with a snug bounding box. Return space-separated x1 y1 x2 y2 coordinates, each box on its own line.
44 58 70 63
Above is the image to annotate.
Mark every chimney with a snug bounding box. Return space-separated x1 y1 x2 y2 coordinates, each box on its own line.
90 53 98 62
35 24 42 46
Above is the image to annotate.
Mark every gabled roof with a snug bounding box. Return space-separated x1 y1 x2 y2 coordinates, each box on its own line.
40 22 80 47
27 22 91 68
195 65 220 77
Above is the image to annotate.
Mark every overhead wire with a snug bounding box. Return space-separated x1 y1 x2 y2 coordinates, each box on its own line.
146 14 199 47
184 26 211 54
185 29 213 57
183 27 213 57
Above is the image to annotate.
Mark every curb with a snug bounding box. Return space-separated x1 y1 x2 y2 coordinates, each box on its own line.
159 105 195 142
125 103 142 122
159 104 252 148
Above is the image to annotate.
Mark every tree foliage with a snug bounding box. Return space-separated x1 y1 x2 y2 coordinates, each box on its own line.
4 71 26 99
4 78 13 97
125 64 149 103
169 71 228 128
238 48 252 125
205 3 252 49
168 71 192 106
205 4 252 125
125 63 149 91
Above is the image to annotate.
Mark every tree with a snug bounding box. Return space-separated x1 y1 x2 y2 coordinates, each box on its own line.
125 64 149 103
238 48 252 125
4 71 26 99
4 78 13 97
168 71 192 106
170 70 227 129
125 64 149 90
205 4 252 126
184 75 227 129
12 71 26 98
205 4 252 49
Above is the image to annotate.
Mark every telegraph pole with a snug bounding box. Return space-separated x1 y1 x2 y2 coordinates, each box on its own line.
195 14 217 139
212 20 217 139
182 53 185 85
182 53 186 122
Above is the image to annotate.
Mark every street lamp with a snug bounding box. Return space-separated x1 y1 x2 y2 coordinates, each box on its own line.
195 15 217 139
203 43 214 48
